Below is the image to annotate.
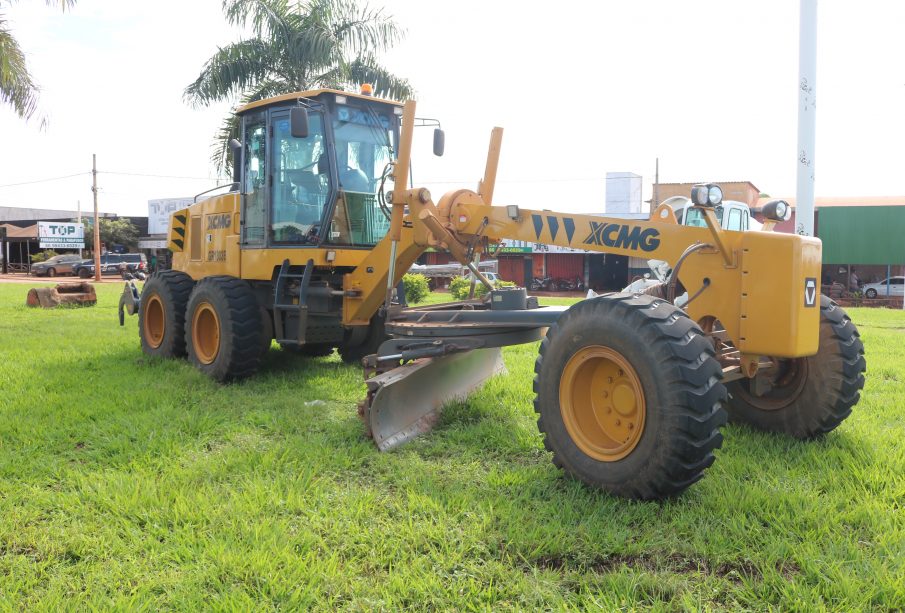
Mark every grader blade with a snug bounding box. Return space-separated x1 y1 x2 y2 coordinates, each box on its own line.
364 348 505 451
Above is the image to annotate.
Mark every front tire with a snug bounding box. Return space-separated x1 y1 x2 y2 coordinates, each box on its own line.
339 314 387 365
47 267 56 277
724 296 865 438
78 268 90 279
534 294 727 500
139 270 194 358
185 276 263 382
865 288 877 299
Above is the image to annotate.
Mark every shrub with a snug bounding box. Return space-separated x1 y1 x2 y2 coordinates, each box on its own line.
30 250 58 264
402 273 430 304
449 276 515 300
448 276 472 300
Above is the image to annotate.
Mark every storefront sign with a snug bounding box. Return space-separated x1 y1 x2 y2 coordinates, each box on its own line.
148 198 193 235
38 222 84 249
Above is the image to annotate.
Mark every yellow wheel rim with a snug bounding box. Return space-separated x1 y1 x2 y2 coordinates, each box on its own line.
559 345 646 462
191 301 221 365
143 294 166 349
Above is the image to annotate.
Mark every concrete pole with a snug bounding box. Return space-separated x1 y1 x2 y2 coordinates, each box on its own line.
92 154 101 282
796 0 817 236
77 199 82 258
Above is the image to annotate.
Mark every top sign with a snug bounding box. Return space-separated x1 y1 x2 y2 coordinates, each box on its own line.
38 222 84 249
148 198 193 235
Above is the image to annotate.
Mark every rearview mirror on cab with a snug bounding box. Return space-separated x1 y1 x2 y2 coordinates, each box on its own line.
433 128 445 156
290 107 309 138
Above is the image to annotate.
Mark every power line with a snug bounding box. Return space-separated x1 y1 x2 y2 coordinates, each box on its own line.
0 172 89 189
100 170 229 181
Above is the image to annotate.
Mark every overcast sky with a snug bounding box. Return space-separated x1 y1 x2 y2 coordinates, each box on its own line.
1 0 903 218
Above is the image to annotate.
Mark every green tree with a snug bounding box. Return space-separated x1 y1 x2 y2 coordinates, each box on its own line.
0 1 76 122
83 218 139 252
185 0 413 171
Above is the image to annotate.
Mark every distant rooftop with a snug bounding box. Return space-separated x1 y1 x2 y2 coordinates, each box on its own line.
0 205 117 222
754 196 905 209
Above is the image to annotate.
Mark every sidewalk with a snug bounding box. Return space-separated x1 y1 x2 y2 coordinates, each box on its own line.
0 273 125 284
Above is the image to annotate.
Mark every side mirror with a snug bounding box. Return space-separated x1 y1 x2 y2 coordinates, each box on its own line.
229 138 242 184
433 128 445 156
290 107 309 138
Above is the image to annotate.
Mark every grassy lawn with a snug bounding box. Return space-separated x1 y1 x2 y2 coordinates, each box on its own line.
0 282 902 609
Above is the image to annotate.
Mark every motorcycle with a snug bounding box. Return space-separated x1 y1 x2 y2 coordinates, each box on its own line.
554 276 586 292
529 276 554 291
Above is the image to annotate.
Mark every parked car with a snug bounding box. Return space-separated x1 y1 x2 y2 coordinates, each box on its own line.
74 253 147 278
465 271 502 284
30 253 84 277
862 276 904 299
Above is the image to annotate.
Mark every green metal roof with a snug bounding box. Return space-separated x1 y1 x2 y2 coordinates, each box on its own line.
818 206 905 265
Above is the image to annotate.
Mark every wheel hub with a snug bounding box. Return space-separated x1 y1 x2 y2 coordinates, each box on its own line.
559 346 646 462
192 302 221 365
143 294 166 349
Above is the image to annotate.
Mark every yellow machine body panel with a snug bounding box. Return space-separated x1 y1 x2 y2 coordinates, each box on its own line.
340 186 822 359
447 199 822 359
170 194 241 279
168 192 376 282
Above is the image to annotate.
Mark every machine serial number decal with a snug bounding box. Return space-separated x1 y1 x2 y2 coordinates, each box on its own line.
206 213 231 230
582 222 661 252
207 250 227 262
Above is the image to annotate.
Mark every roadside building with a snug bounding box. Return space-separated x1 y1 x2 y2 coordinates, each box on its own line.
750 196 905 293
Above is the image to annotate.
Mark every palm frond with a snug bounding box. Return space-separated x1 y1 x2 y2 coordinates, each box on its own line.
44 0 78 11
183 38 277 107
212 80 291 172
223 0 292 42
328 0 404 56
0 16 41 121
347 55 413 100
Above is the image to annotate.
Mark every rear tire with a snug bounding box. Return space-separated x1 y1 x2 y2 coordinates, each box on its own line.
185 276 263 382
47 267 56 277
724 296 865 438
139 270 194 358
534 294 727 500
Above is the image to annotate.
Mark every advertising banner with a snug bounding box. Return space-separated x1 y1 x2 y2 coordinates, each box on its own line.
38 222 85 249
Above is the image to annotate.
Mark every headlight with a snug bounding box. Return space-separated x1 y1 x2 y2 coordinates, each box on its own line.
690 183 723 207
762 199 792 222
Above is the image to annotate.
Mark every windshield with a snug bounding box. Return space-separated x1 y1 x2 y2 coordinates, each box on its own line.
684 206 724 228
271 111 329 244
326 104 395 247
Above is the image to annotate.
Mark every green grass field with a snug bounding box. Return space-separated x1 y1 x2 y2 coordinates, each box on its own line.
0 282 902 609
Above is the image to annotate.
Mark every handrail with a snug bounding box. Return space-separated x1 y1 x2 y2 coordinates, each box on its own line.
194 182 239 203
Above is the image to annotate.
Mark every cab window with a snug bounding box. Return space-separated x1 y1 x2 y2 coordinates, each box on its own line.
271 111 328 244
242 111 267 246
727 208 743 231
326 106 395 247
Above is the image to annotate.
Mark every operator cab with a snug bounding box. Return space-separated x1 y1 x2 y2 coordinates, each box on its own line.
662 196 760 232
235 88 412 250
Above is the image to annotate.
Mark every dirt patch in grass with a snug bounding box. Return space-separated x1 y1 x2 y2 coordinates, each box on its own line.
527 551 800 583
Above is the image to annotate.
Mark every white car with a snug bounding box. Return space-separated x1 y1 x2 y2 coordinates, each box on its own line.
862 276 904 299
466 271 502 283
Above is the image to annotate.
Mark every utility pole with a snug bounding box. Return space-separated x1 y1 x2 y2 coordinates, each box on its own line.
796 0 817 236
653 158 659 210
92 154 101 282
77 199 82 258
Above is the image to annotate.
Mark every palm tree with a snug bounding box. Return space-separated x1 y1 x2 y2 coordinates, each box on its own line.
0 0 76 123
185 0 413 172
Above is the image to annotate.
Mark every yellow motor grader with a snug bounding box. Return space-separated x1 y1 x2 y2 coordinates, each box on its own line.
120 88 865 499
